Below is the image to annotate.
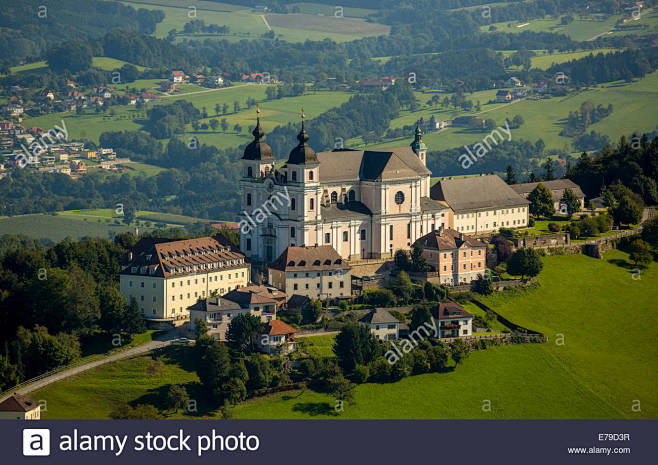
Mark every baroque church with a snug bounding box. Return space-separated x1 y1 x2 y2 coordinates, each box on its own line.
239 108 451 263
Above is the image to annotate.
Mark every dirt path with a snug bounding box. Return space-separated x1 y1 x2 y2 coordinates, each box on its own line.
160 83 254 99
260 15 273 31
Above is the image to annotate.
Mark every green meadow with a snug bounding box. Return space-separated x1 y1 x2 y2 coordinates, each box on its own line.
365 71 658 154
0 209 223 242
29 249 657 419
120 0 388 43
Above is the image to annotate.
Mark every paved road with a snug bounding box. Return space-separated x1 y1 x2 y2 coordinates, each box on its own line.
0 331 181 402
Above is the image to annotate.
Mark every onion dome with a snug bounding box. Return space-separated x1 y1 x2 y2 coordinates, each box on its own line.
410 125 427 153
287 108 318 165
242 105 274 161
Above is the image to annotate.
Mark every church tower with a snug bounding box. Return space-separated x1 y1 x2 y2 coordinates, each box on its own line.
240 105 275 261
410 125 427 166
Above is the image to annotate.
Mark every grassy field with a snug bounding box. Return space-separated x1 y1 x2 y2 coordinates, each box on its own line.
29 249 658 419
20 86 352 150
0 208 223 242
297 334 336 359
481 249 658 418
527 48 622 70
8 57 147 75
365 71 658 156
480 14 624 42
120 0 387 43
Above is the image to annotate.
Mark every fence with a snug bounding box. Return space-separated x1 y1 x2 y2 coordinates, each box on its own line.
0 339 175 402
441 332 547 345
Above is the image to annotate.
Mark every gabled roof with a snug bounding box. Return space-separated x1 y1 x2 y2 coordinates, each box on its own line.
430 174 529 212
359 308 400 325
510 179 585 200
420 196 449 213
223 285 284 307
321 201 372 221
0 393 39 412
121 235 246 279
316 146 430 182
414 227 487 251
269 245 349 272
263 319 297 336
434 302 473 320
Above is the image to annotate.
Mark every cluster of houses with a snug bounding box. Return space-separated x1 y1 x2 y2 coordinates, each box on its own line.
0 129 119 178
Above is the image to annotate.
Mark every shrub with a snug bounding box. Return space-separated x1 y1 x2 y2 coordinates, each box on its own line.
369 358 391 383
528 217 535 227
547 222 561 232
352 364 369 384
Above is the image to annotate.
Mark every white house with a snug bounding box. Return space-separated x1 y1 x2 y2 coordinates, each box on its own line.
435 302 473 338
359 308 400 341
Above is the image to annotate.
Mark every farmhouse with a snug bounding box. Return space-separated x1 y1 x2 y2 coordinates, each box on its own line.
510 179 586 213
430 175 529 234
414 226 488 285
120 236 250 328
505 76 523 87
496 90 512 102
171 70 185 83
268 245 352 299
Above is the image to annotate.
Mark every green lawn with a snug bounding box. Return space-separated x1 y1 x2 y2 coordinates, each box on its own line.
8 57 146 75
34 346 200 420
528 48 622 70
297 334 336 359
480 249 658 418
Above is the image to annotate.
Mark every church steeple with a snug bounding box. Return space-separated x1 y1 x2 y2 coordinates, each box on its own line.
410 125 427 166
287 107 318 165
242 104 274 161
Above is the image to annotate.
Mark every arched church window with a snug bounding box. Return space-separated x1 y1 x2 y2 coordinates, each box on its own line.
331 191 338 203
309 170 314 181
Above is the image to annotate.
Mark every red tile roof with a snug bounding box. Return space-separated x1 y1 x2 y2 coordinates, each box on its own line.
414 227 487 251
264 319 297 336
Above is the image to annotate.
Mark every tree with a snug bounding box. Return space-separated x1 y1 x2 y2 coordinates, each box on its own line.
222 378 247 405
221 118 228 133
528 183 555 218
46 40 92 73
123 203 136 225
507 248 543 280
560 188 581 218
394 270 414 304
196 339 231 395
543 158 555 181
394 249 411 271
302 299 323 324
505 165 517 184
428 344 449 371
484 118 496 131
209 119 219 131
194 318 209 339
629 239 652 267
473 274 493 295
124 296 146 336
410 244 428 271
511 114 524 128
450 339 471 365
329 374 356 411
226 314 262 353
333 324 381 372
641 217 658 248
222 103 229 114
493 236 513 263
215 103 221 116
244 354 272 391
233 101 240 113
110 403 161 419
611 195 643 226
165 384 189 413
362 289 394 307
410 307 432 332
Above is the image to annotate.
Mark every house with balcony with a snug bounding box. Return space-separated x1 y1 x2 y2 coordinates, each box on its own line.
433 302 473 338
259 319 298 354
